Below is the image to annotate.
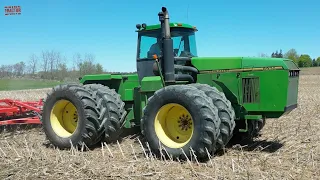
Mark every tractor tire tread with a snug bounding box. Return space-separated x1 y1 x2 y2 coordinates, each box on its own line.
84 84 126 143
188 83 236 151
142 85 220 160
42 84 102 148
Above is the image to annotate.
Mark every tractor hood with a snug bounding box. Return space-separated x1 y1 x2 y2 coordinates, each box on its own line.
191 57 299 72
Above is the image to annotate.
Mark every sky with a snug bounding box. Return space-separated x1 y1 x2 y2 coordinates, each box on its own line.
0 0 319 72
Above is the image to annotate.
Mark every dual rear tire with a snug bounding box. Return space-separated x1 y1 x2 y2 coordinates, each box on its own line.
141 84 235 160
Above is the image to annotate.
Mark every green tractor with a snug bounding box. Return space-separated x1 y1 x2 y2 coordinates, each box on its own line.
41 7 300 160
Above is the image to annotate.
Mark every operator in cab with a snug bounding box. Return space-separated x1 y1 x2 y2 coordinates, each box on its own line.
148 38 161 58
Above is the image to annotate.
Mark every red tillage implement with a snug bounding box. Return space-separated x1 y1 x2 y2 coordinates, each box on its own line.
0 99 43 126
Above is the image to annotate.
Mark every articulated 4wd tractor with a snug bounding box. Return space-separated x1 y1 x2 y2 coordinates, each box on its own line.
41 7 299 160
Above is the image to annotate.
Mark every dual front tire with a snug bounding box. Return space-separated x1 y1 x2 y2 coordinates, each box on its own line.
42 83 126 149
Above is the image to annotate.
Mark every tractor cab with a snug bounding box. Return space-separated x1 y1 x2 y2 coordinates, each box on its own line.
135 23 198 82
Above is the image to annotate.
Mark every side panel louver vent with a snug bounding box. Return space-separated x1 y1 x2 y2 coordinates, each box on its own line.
242 77 260 103
289 70 299 77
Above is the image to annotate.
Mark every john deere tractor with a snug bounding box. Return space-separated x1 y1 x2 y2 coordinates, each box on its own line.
41 7 300 160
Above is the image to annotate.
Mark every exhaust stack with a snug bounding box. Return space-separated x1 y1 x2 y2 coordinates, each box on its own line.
158 7 175 83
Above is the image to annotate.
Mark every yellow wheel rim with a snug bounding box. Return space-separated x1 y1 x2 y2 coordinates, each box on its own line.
50 100 79 138
154 103 194 148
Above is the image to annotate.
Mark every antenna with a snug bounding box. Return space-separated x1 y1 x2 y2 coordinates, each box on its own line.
186 4 189 23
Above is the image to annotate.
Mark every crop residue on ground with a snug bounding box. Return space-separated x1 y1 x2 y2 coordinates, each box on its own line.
0 72 319 179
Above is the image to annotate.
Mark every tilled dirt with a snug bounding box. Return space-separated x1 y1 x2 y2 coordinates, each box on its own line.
0 88 50 101
0 74 319 179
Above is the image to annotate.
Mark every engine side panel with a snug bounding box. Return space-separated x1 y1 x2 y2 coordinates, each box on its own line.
194 57 299 119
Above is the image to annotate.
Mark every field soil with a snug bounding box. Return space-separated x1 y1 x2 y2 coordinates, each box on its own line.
0 78 61 91
0 69 319 179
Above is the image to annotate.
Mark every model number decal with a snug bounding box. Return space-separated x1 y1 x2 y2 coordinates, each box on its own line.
200 66 284 74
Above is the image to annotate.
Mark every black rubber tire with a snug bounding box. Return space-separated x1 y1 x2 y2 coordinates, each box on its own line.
83 84 127 143
249 117 266 138
258 117 266 131
141 85 220 160
232 117 266 143
42 84 102 149
188 83 236 151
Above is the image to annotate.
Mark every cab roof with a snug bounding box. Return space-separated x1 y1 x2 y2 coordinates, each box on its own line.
136 22 198 32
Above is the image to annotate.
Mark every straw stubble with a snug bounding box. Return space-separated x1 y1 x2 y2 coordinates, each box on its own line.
0 73 319 179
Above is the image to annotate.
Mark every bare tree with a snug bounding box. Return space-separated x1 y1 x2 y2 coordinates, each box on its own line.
84 53 95 63
0 52 111 80
54 51 62 72
73 53 82 71
5 65 13 77
53 51 62 79
3 51 109 80
258 53 269 57
13 63 19 76
96 63 103 74
0 65 6 77
48 50 55 79
11 62 25 77
29 54 38 75
41 50 62 79
41 50 49 78
57 62 68 81
83 53 96 74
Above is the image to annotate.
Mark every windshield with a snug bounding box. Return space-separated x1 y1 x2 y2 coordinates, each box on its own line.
137 28 198 59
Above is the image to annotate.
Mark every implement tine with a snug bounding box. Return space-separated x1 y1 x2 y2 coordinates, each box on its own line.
0 98 43 126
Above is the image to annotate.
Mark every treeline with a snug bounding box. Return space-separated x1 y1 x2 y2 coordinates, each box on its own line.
0 50 136 81
1 48 319 81
259 48 320 67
